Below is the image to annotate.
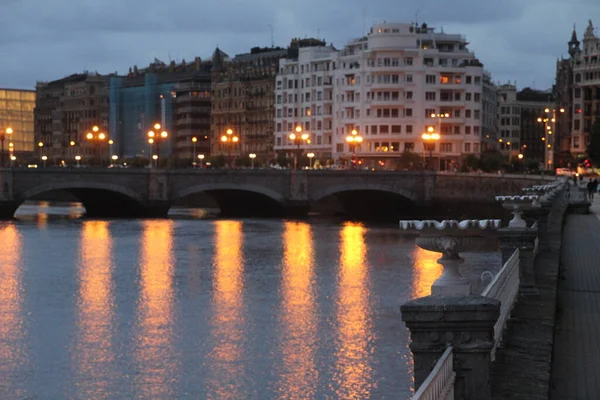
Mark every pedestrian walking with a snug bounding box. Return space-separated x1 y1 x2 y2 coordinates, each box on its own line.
587 179 595 201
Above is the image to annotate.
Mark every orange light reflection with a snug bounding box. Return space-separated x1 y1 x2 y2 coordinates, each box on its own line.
136 220 176 398
207 220 245 400
0 225 26 397
75 221 115 399
411 247 443 298
275 222 318 399
333 222 373 399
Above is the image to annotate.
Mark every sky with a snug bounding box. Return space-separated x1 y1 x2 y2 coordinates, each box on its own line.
0 0 599 91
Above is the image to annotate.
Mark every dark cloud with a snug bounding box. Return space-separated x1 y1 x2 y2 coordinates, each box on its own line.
0 0 599 90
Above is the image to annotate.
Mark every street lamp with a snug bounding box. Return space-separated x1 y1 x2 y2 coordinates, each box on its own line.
518 153 524 160
345 128 363 167
422 126 441 170
197 154 205 168
152 154 159 168
75 155 81 167
10 155 16 167
307 152 315 169
289 125 310 170
0 127 12 167
111 155 118 166
147 123 168 163
191 136 198 167
249 153 256 169
41 155 47 167
220 128 239 167
86 125 107 165
537 108 564 171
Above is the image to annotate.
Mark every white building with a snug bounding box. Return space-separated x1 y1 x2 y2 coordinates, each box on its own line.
273 39 338 163
274 23 485 170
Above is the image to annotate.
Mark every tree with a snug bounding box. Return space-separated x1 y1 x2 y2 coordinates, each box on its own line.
397 150 422 170
586 120 600 166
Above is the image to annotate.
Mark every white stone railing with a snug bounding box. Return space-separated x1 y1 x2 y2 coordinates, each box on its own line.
412 346 455 400
482 248 520 361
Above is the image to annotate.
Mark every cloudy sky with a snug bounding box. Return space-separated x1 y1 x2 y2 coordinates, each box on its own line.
0 0 598 91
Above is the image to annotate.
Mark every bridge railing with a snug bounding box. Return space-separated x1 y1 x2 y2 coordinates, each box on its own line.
412 346 455 400
481 248 520 361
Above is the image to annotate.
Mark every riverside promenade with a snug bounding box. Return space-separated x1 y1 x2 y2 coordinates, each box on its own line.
550 198 600 399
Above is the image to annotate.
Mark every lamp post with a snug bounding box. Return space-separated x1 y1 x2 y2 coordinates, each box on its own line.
198 154 205 168
75 155 81 167
38 141 44 164
289 126 309 170
147 123 168 166
537 108 564 171
0 127 12 167
307 152 315 169
10 155 16 167
111 155 118 166
85 125 106 166
345 128 363 168
108 139 114 165
421 127 440 170
249 153 256 169
152 154 159 168
191 136 198 167
220 128 239 168
41 155 47 168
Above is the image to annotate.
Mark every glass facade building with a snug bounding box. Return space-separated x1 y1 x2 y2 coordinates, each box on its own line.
109 74 174 158
0 88 35 159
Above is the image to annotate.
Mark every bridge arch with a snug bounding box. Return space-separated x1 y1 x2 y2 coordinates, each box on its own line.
19 181 148 218
174 183 286 217
310 183 419 203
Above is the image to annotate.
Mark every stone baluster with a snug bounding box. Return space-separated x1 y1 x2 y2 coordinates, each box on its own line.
495 195 538 229
496 195 539 295
399 219 501 400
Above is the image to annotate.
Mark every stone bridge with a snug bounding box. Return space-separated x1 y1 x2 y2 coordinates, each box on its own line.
0 168 555 218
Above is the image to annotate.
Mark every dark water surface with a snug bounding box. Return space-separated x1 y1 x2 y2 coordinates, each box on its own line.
0 202 500 399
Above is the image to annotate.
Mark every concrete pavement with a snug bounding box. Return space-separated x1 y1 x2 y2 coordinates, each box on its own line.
550 198 600 399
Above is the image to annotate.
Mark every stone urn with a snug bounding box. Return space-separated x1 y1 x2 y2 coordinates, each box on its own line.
495 195 538 228
399 219 501 296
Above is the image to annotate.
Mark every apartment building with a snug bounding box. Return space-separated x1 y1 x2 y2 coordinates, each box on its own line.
35 73 110 164
273 39 337 162
570 20 600 158
211 46 286 159
274 23 485 170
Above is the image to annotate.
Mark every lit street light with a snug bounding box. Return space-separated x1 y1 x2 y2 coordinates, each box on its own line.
152 154 158 168
249 153 256 169
147 123 168 163
192 137 198 167
0 127 13 167
75 155 81 167
345 129 363 167
41 155 47 167
289 126 309 170
220 128 239 167
422 126 440 170
197 154 205 168
307 152 315 169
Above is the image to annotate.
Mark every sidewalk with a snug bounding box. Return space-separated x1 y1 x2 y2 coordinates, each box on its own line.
550 199 600 399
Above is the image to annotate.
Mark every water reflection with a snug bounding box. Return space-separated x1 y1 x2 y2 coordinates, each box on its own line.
411 247 443 298
75 221 115 398
206 220 246 399
333 222 373 398
37 201 49 228
135 220 176 398
275 222 317 399
0 224 26 398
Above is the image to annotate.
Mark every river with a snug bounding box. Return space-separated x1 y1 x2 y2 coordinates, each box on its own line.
0 202 500 399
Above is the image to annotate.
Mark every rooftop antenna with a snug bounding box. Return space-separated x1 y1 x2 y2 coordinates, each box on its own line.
269 25 274 47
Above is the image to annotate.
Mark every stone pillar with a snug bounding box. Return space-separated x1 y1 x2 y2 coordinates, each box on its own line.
401 295 500 400
498 227 538 295
523 206 550 237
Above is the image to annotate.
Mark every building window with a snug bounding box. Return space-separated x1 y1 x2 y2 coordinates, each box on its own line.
405 108 413 117
404 57 413 66
406 125 413 133
466 93 472 101
464 142 471 152
474 93 481 102
466 76 472 84
426 75 436 84
406 91 413 100
405 142 415 151
425 92 436 101
574 136 580 148
440 143 452 152
371 125 378 135
465 126 471 134
466 110 472 118
276 137 282 146
391 125 402 133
